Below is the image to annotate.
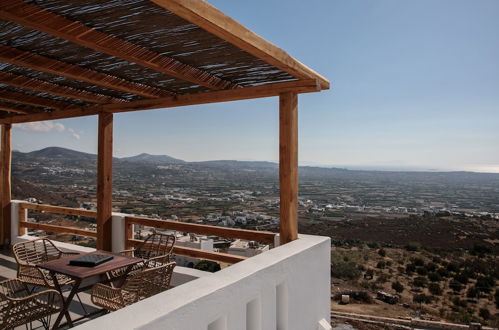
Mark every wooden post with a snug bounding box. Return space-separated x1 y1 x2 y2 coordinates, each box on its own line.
18 205 27 236
1 124 12 247
279 92 298 245
96 113 113 251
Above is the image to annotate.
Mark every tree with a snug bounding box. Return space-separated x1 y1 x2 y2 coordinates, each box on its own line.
413 276 427 288
413 294 432 304
392 281 404 293
449 280 462 292
428 272 442 282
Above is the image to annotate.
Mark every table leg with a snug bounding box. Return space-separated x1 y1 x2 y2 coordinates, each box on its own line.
50 272 81 329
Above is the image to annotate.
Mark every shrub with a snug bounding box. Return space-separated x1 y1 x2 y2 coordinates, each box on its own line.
454 273 469 285
447 262 460 273
437 267 450 278
479 308 490 320
467 286 479 298
413 294 432 304
331 261 361 280
428 272 442 282
413 276 427 288
449 280 463 292
429 283 442 295
195 260 221 272
476 276 494 293
392 281 404 293
406 263 416 274
378 249 386 257
452 297 467 308
376 261 386 269
405 242 421 251
426 262 437 272
416 267 428 276
412 257 425 267
495 289 499 308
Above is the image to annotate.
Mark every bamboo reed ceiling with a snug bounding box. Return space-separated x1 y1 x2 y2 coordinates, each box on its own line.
0 0 329 123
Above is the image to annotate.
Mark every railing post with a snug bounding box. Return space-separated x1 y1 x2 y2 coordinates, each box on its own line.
111 213 127 253
17 202 27 236
279 92 298 245
1 124 12 247
125 219 134 250
97 112 113 251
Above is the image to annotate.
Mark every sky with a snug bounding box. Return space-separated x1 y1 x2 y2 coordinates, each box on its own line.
12 0 499 172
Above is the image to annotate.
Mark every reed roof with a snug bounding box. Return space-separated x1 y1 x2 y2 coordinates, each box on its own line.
0 0 329 123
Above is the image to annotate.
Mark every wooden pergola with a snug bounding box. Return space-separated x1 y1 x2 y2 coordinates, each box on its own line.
0 0 329 250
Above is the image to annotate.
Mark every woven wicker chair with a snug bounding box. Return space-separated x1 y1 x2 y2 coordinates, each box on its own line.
111 231 175 278
91 262 176 311
0 278 63 330
12 239 79 288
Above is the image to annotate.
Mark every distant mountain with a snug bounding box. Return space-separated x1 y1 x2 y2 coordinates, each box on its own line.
22 147 96 161
121 153 184 164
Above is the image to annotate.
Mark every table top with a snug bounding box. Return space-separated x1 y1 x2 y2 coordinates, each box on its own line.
38 250 143 279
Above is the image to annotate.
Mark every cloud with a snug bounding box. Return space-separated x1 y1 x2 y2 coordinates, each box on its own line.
15 121 65 133
68 128 81 140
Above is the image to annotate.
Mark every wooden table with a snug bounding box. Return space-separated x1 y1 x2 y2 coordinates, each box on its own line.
38 250 142 329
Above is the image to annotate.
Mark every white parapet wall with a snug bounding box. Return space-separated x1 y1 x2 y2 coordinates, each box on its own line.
75 234 331 330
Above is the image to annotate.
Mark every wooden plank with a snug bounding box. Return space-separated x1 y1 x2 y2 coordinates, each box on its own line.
0 45 174 99
279 92 298 244
96 113 113 251
128 239 247 264
0 89 73 110
18 204 26 236
0 80 320 124
1 0 238 91
126 216 276 244
125 222 134 249
0 71 125 104
0 103 39 114
1 124 12 246
21 221 97 238
18 202 97 218
152 0 330 90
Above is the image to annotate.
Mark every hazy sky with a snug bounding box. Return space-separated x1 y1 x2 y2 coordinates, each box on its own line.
12 0 499 172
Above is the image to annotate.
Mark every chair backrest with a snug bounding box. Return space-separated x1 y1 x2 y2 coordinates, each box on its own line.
135 231 175 260
122 262 176 303
12 239 62 265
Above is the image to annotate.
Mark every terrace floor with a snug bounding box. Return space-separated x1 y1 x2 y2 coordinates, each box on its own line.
0 249 101 329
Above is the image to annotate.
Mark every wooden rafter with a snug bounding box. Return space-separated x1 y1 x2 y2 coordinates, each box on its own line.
0 103 42 114
0 80 320 124
0 89 73 110
0 0 239 91
0 45 174 99
0 72 125 104
152 0 330 90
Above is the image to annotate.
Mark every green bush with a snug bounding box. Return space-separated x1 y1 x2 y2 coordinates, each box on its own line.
428 272 442 282
413 276 427 288
449 280 462 292
376 261 386 269
406 263 416 273
405 242 421 251
195 260 221 272
378 249 386 257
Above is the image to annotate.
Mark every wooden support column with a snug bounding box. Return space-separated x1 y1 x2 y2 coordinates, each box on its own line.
0 124 12 247
279 92 298 245
96 113 113 251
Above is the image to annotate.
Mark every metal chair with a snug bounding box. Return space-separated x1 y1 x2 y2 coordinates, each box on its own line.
12 239 79 289
91 262 176 311
0 278 62 330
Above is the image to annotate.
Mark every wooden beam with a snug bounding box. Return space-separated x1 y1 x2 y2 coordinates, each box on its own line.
0 72 125 104
0 89 73 110
152 0 330 90
1 0 238 91
0 45 174 99
1 124 12 246
0 103 40 114
20 221 97 238
126 216 276 244
279 92 298 244
0 80 320 124
96 113 113 251
18 202 97 218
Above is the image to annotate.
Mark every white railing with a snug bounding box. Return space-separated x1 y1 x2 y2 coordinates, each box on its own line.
10 200 332 330
75 234 331 330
